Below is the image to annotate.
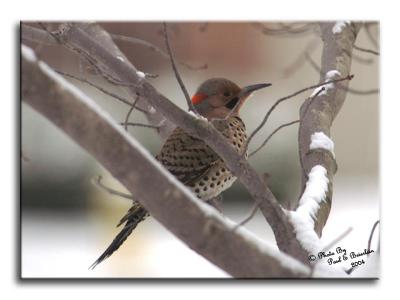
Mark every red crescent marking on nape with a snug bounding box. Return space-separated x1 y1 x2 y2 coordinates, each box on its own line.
191 93 208 105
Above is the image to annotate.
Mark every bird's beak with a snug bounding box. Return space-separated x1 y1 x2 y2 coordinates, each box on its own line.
224 82 272 113
239 83 272 97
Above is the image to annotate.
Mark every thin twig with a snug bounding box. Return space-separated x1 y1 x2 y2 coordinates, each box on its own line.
234 172 271 228
119 122 161 130
56 70 149 113
124 95 140 131
305 55 379 95
42 23 140 88
206 194 223 212
252 22 315 36
344 87 379 95
235 202 260 229
163 22 198 114
282 38 319 76
367 220 380 255
245 75 354 154
30 24 147 88
321 227 353 253
111 33 207 71
92 175 133 200
354 44 380 56
345 220 379 275
310 227 353 277
351 51 374 65
249 120 300 157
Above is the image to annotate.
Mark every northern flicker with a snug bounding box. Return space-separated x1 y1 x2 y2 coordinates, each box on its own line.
90 78 271 269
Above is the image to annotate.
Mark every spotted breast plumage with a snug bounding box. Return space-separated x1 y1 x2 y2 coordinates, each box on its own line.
157 116 247 201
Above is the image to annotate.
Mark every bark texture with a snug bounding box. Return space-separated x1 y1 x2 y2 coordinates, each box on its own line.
21 48 309 278
298 22 361 235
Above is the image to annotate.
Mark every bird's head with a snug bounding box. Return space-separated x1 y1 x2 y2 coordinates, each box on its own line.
191 78 271 119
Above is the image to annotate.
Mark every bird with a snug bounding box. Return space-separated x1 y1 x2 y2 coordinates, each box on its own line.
90 78 271 269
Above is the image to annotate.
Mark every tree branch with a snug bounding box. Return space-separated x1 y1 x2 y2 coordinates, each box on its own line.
120 122 161 130
295 22 362 247
123 95 140 131
56 70 149 113
367 220 380 253
21 23 176 140
305 52 379 96
245 75 354 154
92 175 134 200
21 22 312 262
21 45 309 278
162 22 198 114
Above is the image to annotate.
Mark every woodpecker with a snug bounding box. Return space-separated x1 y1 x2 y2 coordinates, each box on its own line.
90 78 271 269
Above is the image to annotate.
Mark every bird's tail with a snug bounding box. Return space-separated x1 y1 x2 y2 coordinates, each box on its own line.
89 202 149 269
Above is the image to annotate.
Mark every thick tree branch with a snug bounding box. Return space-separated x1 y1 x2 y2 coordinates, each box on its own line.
295 22 362 246
21 22 311 261
21 23 176 140
21 46 309 278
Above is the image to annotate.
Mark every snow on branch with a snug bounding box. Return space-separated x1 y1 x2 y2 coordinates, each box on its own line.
21 44 310 278
332 21 351 35
310 132 335 158
309 70 342 98
297 21 362 237
289 165 328 252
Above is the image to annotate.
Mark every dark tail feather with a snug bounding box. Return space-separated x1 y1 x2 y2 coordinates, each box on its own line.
89 205 148 269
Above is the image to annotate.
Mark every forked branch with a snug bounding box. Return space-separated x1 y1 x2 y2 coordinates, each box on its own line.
21 45 309 278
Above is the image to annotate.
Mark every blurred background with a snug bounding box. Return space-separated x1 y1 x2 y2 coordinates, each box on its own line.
21 22 379 277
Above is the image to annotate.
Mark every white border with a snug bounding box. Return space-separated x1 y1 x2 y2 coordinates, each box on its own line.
3 0 397 297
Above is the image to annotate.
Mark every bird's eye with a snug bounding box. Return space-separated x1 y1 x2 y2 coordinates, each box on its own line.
223 91 231 97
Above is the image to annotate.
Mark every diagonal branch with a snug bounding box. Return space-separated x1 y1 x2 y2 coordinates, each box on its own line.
21 23 176 140
21 22 309 263
21 45 309 278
